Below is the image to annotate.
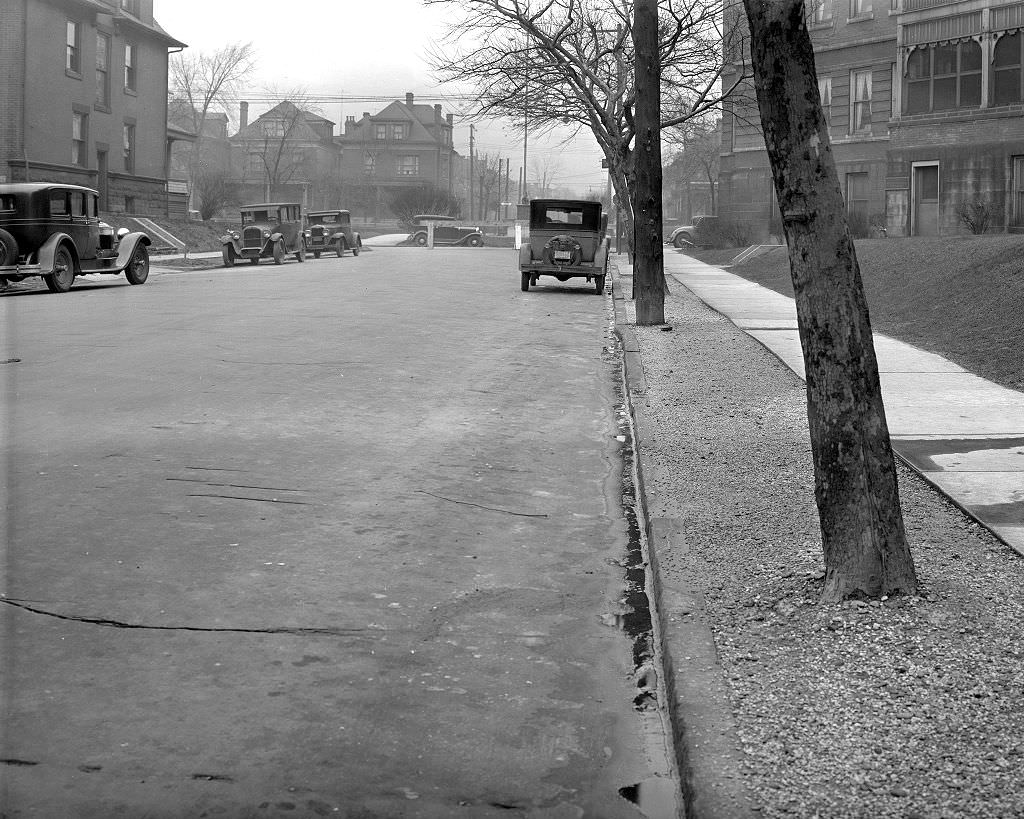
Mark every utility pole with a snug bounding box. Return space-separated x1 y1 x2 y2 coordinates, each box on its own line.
469 124 475 221
632 0 666 325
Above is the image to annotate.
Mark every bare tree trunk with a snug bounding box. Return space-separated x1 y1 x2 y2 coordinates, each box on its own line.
742 0 917 601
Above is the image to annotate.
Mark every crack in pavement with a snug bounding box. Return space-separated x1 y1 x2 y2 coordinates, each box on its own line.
0 599 364 637
415 489 549 518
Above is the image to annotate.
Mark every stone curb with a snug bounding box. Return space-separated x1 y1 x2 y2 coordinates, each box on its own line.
611 262 760 819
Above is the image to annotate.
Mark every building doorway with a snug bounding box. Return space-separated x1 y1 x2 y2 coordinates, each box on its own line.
912 162 939 236
97 149 109 211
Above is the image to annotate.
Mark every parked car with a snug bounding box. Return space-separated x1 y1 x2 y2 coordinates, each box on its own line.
307 209 362 258
518 199 609 294
0 183 151 293
221 203 306 266
407 214 483 247
667 215 718 248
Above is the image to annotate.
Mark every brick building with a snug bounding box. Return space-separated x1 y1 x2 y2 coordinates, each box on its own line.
0 0 186 216
229 100 342 209
337 92 459 218
719 0 1024 238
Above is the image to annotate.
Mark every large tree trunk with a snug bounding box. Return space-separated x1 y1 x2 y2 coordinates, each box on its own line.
632 0 666 326
742 0 918 601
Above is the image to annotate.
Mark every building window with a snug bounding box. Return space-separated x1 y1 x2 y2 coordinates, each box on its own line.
391 124 405 140
123 123 135 173
845 172 870 224
850 69 872 134
261 119 286 137
72 112 87 166
906 41 982 114
124 195 135 214
810 0 833 24
375 124 387 140
66 20 81 74
96 32 110 108
994 32 1024 106
850 0 871 16
124 43 136 92
818 76 832 126
397 155 419 176
247 153 264 176
1012 156 1024 228
120 0 140 15
364 153 376 174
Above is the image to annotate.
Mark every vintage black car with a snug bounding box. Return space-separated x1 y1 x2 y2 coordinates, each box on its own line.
221 203 306 266
0 183 151 293
519 199 609 294
407 214 483 247
307 209 361 258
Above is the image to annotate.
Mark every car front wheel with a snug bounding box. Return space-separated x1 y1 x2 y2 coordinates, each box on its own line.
353 242 361 256
222 245 235 267
313 250 321 260
296 242 305 263
414 234 427 247
468 235 482 247
125 244 149 285
273 241 285 265
673 233 691 249
336 241 345 258
43 246 75 293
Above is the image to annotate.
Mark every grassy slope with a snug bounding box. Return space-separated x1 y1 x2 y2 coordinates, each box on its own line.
691 236 1024 391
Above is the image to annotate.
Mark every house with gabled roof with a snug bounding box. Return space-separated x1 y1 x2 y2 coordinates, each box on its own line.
230 100 342 208
337 92 459 218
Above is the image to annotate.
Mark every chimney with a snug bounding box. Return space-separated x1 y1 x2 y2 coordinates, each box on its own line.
447 113 453 126
240 101 249 130
434 104 442 121
345 115 356 135
406 92 414 107
362 112 370 120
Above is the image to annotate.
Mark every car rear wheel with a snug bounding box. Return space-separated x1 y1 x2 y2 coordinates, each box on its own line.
125 244 149 285
273 241 285 265
222 245 235 267
521 271 530 292
594 273 606 294
43 246 75 293
0 228 19 266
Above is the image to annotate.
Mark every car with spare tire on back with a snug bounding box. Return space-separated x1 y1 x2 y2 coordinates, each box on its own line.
519 199 609 294
0 182 151 293
407 214 483 247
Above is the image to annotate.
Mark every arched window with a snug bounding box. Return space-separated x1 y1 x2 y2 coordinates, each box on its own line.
993 32 1023 106
904 40 982 114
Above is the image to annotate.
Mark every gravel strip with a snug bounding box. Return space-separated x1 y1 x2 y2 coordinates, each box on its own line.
623 271 1024 819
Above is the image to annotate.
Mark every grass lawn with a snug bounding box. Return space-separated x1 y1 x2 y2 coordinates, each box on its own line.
689 235 1024 392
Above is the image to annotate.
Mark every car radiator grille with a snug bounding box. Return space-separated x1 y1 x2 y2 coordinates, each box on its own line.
242 227 264 249
310 227 326 243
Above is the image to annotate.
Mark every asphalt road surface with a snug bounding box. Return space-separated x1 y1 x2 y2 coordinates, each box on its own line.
1 248 676 817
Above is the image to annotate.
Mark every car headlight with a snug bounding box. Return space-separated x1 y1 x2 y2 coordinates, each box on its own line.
263 230 271 238
231 231 240 240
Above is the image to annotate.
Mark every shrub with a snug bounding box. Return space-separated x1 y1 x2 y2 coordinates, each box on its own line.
956 199 1003 235
848 210 871 239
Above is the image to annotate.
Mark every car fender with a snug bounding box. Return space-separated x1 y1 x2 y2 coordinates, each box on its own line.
331 231 347 247
518 244 532 268
353 232 362 247
269 231 284 244
594 241 609 270
114 232 151 268
222 237 243 254
36 233 80 274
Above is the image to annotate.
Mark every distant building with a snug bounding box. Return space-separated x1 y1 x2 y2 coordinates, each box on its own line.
0 0 186 215
337 92 459 218
229 100 342 209
719 0 1024 238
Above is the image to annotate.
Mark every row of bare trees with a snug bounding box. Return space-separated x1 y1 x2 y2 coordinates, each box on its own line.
426 0 917 602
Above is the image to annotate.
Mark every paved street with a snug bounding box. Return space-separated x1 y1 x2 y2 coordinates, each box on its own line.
1 249 676 817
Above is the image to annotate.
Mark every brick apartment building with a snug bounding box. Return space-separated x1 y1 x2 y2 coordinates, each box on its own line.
337 92 459 218
0 0 186 216
720 0 1024 238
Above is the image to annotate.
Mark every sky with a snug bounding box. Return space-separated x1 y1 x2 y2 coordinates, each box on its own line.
152 0 611 195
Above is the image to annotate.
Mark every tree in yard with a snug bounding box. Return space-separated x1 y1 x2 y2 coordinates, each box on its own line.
741 0 918 601
193 168 240 221
169 43 255 209
427 0 747 325
665 115 720 217
388 185 463 227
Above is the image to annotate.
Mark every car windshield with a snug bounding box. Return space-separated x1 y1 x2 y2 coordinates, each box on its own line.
241 210 271 224
317 214 339 224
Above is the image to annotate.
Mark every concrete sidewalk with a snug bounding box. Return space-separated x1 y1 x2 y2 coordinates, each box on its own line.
664 251 1024 556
